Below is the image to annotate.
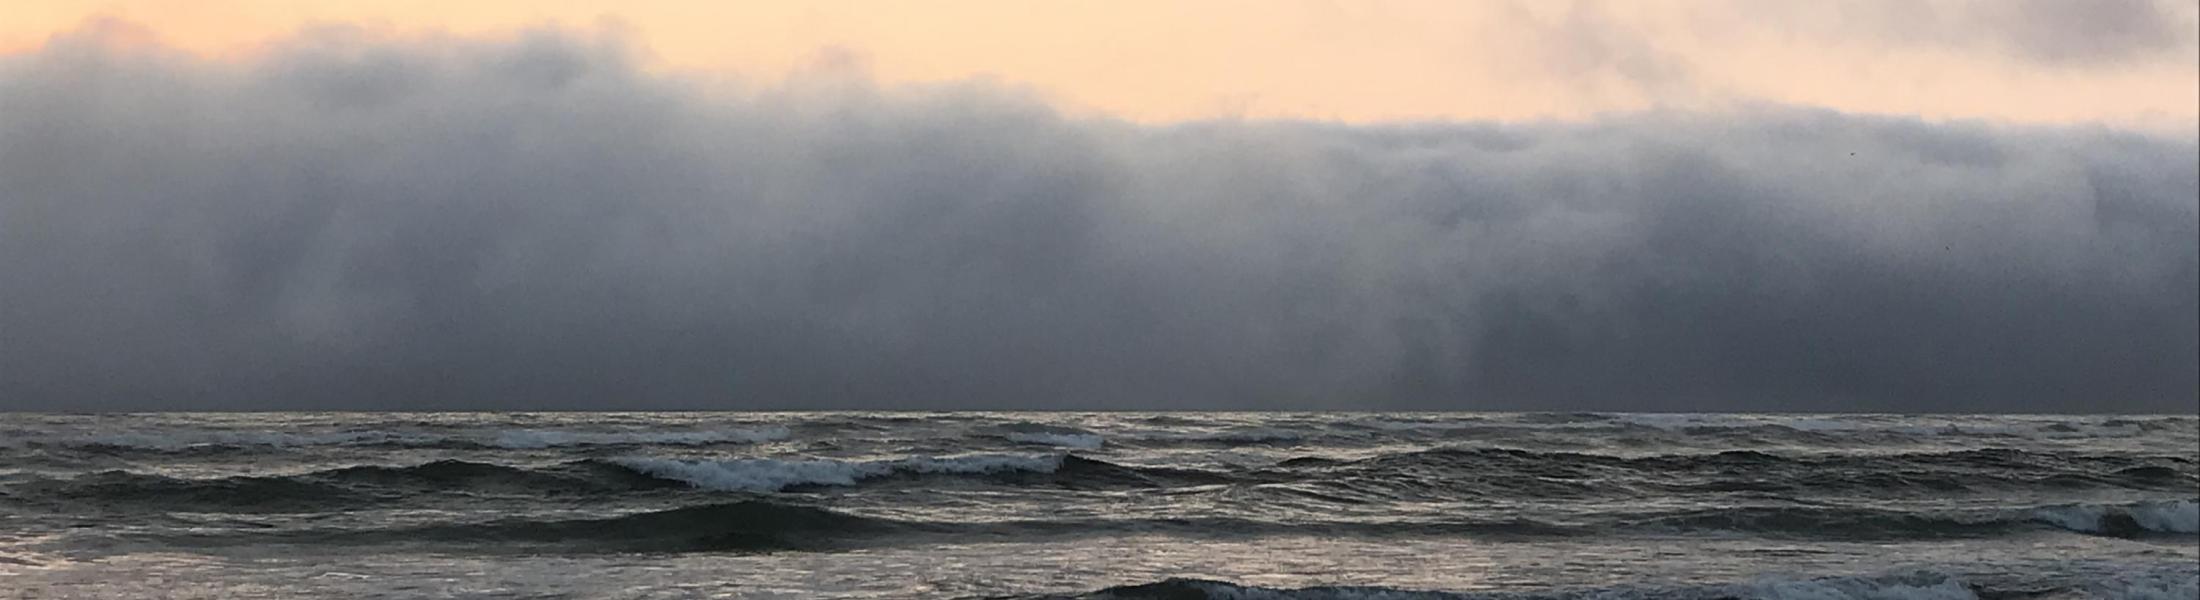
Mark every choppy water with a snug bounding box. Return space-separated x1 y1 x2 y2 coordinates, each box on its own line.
0 412 2194 599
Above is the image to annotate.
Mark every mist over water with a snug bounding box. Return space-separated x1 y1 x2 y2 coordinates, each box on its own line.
3 27 2195 412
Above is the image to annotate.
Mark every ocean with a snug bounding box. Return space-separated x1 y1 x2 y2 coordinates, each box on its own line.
0 412 2193 599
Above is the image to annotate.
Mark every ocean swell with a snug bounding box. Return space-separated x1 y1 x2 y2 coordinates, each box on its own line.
156 500 900 554
1261 447 2198 498
4 460 681 511
608 453 1071 492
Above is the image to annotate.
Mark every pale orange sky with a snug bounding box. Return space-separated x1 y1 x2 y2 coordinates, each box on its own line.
5 0 2196 125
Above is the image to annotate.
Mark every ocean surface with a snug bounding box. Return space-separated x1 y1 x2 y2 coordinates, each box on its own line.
0 412 2193 599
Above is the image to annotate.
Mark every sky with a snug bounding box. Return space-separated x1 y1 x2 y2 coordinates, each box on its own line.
4 1 2198 126
0 2 2195 412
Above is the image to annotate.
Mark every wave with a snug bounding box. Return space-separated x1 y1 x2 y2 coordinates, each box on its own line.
12 445 2190 520
487 427 790 449
1004 431 1106 449
1600 414 2190 440
608 453 1074 492
1172 414 2200 449
1260 447 2198 498
947 499 2200 541
40 474 2200 558
160 500 902 554
397 500 896 552
17 414 2189 459
2033 500 2198 536
6 460 682 511
31 461 2189 542
931 499 2199 540
14 441 2191 519
10 470 373 511
2 453 1238 511
1627 500 2200 539
37 430 435 453
1038 567 2200 600
1133 428 1308 445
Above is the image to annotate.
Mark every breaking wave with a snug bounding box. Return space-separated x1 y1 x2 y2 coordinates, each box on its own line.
2032 500 2199 536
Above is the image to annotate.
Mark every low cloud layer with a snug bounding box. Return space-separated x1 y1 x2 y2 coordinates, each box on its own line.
2 28 2194 412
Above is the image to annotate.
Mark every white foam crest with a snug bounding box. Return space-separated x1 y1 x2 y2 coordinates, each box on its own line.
488 427 789 449
2034 500 2199 534
609 453 1065 492
1004 431 1104 449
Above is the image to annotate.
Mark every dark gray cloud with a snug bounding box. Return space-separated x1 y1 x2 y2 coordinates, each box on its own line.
1 27 2193 412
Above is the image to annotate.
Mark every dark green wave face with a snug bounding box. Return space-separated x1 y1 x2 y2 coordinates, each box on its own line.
1 412 2195 598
